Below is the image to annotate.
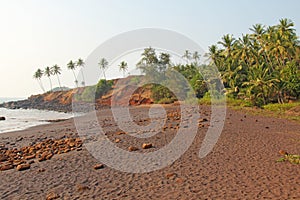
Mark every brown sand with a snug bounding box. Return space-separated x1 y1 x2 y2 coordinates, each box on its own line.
0 105 300 199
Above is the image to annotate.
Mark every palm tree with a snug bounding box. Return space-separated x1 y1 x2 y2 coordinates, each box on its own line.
67 60 78 87
218 34 235 57
52 64 62 90
182 50 191 64
76 58 85 86
44 66 53 91
192 51 201 65
98 58 108 79
33 68 45 93
119 61 128 78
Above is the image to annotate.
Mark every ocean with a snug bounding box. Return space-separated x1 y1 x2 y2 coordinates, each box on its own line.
0 97 74 134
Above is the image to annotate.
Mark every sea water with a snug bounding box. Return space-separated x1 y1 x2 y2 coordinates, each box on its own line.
0 97 74 133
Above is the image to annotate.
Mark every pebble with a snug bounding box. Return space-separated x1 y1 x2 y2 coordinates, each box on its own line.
142 143 153 149
16 163 30 171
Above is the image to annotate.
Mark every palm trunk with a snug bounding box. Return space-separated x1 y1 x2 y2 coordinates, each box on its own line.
72 70 78 87
103 69 106 80
38 79 45 93
56 75 62 90
80 70 85 86
48 77 52 92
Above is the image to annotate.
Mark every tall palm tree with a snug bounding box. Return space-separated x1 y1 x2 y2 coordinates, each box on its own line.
52 64 62 90
218 34 235 57
67 60 78 87
192 51 201 65
182 50 191 64
98 58 108 79
76 58 85 86
33 68 45 93
44 66 53 92
119 61 128 78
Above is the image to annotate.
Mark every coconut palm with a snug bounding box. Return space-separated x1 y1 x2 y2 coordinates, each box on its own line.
52 64 62 90
67 60 78 87
182 50 191 64
98 58 108 79
119 61 128 78
44 66 53 92
192 51 201 65
76 58 85 86
33 68 45 93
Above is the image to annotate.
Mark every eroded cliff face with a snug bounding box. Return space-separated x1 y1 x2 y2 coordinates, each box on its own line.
0 77 154 112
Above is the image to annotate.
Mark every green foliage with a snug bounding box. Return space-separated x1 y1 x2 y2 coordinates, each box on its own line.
151 84 176 103
95 79 113 99
208 18 300 106
75 85 96 102
263 101 300 112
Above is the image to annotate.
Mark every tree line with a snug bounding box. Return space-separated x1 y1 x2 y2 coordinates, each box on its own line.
33 58 128 92
34 18 300 107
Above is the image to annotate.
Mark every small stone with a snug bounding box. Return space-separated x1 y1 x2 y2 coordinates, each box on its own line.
128 146 138 151
0 154 8 162
16 163 30 171
94 164 104 170
279 150 288 155
165 172 177 179
0 164 14 171
46 192 60 200
175 178 184 184
38 168 46 172
199 118 208 122
77 184 90 192
28 160 35 164
24 154 35 160
116 131 126 135
115 138 121 143
142 143 153 149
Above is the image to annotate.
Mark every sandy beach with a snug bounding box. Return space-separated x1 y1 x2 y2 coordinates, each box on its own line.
0 105 300 199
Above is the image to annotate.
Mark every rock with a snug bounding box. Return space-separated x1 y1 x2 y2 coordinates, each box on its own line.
77 184 90 192
199 118 208 122
142 143 153 149
93 164 104 170
0 116 5 121
128 146 138 151
175 178 184 184
0 154 8 162
46 192 60 200
116 131 126 135
38 152 53 162
38 168 46 172
279 150 288 155
115 138 121 143
0 164 14 171
165 172 177 179
24 154 35 160
16 163 30 171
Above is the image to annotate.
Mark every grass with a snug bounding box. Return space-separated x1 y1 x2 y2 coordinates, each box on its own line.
198 93 300 123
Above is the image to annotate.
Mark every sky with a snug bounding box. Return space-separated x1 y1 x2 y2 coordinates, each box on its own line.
1 0 300 97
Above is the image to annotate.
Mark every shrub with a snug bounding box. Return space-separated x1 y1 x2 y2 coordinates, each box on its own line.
95 79 114 99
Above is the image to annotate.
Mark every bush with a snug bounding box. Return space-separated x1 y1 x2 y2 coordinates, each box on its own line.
95 79 114 98
151 84 176 103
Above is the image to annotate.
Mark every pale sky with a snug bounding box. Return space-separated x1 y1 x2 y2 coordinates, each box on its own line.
1 0 300 97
